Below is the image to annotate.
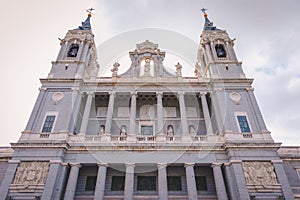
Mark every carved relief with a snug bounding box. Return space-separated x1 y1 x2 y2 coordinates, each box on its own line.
13 162 50 188
242 162 278 187
229 92 241 105
52 92 64 105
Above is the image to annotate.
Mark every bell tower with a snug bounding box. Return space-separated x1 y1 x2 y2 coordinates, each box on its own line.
196 9 245 79
48 9 99 80
195 9 270 138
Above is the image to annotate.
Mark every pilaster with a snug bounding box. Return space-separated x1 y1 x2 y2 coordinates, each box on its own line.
79 92 94 135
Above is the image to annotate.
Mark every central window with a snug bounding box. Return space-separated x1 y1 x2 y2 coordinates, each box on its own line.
137 176 157 191
141 126 153 135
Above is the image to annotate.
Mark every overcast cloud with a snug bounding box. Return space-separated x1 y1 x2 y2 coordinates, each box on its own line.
0 0 299 146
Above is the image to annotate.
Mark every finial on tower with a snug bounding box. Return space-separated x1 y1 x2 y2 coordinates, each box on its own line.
74 8 94 31
201 8 208 18
86 8 95 18
201 8 220 31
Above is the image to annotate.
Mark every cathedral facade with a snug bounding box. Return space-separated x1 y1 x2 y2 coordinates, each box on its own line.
0 10 299 200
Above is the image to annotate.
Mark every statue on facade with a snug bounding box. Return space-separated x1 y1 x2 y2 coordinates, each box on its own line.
167 125 174 137
175 62 182 76
99 125 105 135
111 62 120 77
120 125 127 136
189 125 197 136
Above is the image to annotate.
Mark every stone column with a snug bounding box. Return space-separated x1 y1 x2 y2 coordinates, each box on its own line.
64 163 81 200
52 163 68 200
178 92 189 135
247 88 268 132
184 163 197 200
79 92 94 135
156 92 164 134
200 93 213 135
205 43 213 63
0 160 20 200
129 92 137 140
25 88 46 131
272 160 294 199
94 163 108 200
211 163 228 200
230 161 249 199
157 163 168 200
69 88 82 134
80 42 90 61
105 92 116 135
57 41 68 60
124 163 135 200
41 160 62 200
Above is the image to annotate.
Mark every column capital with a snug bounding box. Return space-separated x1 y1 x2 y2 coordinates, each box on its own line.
211 163 223 168
39 87 47 91
71 87 80 92
69 163 82 168
86 91 94 96
97 163 109 167
271 160 283 164
156 91 163 96
8 160 20 164
157 163 168 169
184 163 195 168
246 87 254 92
177 91 185 97
109 91 116 96
199 92 208 96
131 91 138 96
125 163 135 168
49 160 63 164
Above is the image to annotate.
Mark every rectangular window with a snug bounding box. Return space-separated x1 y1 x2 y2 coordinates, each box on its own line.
137 176 157 191
195 176 208 191
167 176 182 191
42 115 56 132
111 176 125 191
85 176 97 191
141 126 153 135
237 115 251 132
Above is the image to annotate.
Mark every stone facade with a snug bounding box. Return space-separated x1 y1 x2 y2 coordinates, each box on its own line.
0 11 299 200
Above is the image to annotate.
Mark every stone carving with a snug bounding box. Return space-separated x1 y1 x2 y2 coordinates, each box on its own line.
111 62 120 77
242 162 278 187
52 92 64 105
175 62 182 76
229 92 241 105
13 162 50 188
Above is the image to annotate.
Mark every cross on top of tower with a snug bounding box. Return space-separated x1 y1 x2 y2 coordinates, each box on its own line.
201 8 208 18
86 8 95 17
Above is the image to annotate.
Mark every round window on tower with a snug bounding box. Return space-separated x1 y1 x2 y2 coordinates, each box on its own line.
215 44 227 58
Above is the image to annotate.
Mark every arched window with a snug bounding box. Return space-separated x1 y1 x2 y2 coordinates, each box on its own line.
67 44 79 57
215 44 227 58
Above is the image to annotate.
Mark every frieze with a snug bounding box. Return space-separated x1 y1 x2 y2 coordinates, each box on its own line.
242 161 278 188
13 162 50 188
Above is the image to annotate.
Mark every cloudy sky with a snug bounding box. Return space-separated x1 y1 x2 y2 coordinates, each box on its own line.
0 0 299 146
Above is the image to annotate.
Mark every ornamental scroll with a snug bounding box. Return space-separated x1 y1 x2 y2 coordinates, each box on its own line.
13 162 50 188
242 162 278 187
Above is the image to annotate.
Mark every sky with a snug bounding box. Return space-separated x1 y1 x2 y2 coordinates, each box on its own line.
0 0 300 146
